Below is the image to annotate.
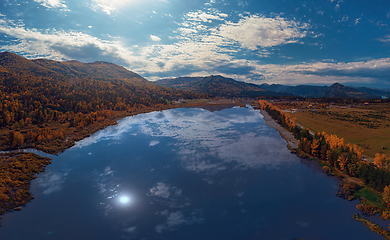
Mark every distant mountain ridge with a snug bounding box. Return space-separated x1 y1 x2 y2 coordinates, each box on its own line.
260 82 390 99
156 75 290 98
2 52 388 100
157 75 389 99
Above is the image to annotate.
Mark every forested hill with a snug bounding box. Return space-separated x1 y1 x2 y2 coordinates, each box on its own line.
32 58 143 83
0 52 201 115
156 75 288 98
0 52 203 152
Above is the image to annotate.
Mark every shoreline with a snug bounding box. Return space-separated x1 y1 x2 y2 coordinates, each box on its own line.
258 100 390 239
259 109 299 150
0 99 243 154
2 100 388 238
0 99 244 223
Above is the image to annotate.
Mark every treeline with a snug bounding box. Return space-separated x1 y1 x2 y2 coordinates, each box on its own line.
259 100 390 219
259 100 390 191
0 52 206 151
0 74 200 128
258 100 296 130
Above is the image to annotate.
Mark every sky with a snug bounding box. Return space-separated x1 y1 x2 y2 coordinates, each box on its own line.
0 0 390 88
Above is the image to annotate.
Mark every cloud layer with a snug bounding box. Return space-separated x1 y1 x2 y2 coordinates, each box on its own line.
34 0 68 10
218 15 308 50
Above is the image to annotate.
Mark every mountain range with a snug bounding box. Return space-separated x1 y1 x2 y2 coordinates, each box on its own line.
260 82 390 99
1 52 388 100
157 75 390 99
156 75 290 98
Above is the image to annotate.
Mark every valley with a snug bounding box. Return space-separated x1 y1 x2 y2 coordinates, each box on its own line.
1 52 390 239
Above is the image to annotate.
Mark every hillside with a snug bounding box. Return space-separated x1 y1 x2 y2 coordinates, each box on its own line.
260 83 390 99
0 52 208 220
156 75 288 98
0 52 203 152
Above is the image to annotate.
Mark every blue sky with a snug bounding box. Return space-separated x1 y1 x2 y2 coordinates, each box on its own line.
0 0 390 88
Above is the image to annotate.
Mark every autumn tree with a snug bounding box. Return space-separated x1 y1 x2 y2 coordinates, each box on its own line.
311 139 320 157
383 185 390 206
374 153 387 169
337 152 349 173
8 131 24 146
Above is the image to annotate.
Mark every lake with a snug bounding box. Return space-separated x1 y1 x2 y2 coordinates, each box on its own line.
0 106 384 240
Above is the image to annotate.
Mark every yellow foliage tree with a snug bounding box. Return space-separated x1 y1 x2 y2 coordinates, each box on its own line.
383 186 390 205
311 139 320 157
337 153 349 172
374 153 387 169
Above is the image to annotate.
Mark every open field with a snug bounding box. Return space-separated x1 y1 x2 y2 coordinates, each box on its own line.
279 101 390 158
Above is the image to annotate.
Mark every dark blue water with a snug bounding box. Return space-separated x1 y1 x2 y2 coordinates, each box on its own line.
0 106 384 240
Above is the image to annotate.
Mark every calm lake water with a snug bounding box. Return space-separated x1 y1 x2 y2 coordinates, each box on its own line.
0 106 385 240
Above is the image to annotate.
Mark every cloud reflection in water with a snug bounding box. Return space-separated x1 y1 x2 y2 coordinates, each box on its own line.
43 106 302 239
73 107 297 236
35 171 69 195
74 107 293 174
155 210 204 233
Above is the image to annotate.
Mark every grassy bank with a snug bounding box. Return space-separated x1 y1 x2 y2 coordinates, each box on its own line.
289 103 390 158
258 99 390 239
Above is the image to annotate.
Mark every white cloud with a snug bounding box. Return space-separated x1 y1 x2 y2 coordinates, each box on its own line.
150 34 161 42
139 11 309 80
340 16 348 22
34 0 69 10
378 35 390 43
149 140 160 146
91 0 169 15
217 15 309 50
0 11 310 82
238 1 248 7
354 17 362 25
204 0 216 6
185 10 228 23
0 17 147 67
246 58 390 86
91 0 128 15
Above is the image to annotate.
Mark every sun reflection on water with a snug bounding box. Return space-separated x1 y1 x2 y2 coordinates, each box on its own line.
118 195 132 205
